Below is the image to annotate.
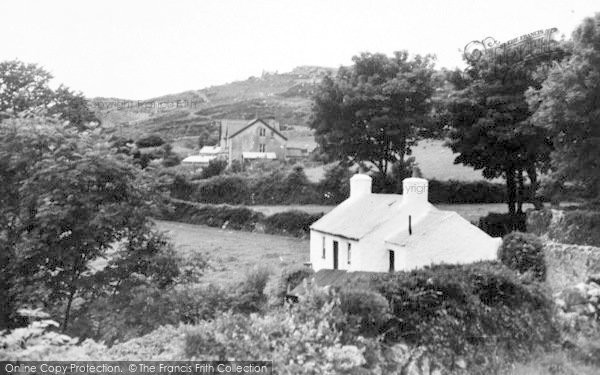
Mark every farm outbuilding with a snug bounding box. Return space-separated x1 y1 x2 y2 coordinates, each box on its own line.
309 174 501 273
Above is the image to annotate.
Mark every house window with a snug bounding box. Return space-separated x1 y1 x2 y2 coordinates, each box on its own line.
259 127 266 136
259 144 266 152
322 237 326 259
347 243 351 265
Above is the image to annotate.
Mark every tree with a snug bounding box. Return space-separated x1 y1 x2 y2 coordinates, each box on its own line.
48 85 99 130
0 60 98 129
0 116 177 331
0 60 53 115
527 13 600 201
445 40 567 214
310 52 435 179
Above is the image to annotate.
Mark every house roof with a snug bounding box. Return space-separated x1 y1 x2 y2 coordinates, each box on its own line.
199 146 223 154
229 119 288 140
310 194 411 241
384 210 502 260
182 155 215 164
242 152 277 159
220 120 249 140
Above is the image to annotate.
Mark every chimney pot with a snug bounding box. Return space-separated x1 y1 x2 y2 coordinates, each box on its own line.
349 174 372 199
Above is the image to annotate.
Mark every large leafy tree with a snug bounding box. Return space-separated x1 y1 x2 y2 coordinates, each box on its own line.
445 40 567 214
0 60 98 128
527 13 600 201
310 52 435 179
0 117 177 331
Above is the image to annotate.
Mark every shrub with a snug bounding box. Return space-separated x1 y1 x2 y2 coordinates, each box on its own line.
262 210 323 237
339 289 391 337
232 266 272 313
193 176 250 204
479 212 526 237
374 262 558 368
158 200 320 238
317 162 351 204
265 265 314 306
200 158 227 179
498 232 546 280
136 134 165 148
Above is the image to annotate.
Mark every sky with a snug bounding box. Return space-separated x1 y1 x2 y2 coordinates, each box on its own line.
0 0 598 100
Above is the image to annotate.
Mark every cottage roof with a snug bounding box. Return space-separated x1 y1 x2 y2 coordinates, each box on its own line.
385 210 501 257
310 193 421 241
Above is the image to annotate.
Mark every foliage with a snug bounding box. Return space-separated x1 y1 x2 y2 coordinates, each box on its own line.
159 200 323 238
231 266 272 314
339 289 391 337
316 162 351 203
527 209 600 247
479 212 526 237
498 232 546 281
136 134 165 148
527 13 600 201
200 158 227 179
183 287 381 374
0 117 175 332
265 265 315 307
374 262 558 369
0 60 98 128
0 60 53 115
0 319 106 360
445 38 568 214
262 210 323 237
311 51 435 179
161 143 181 167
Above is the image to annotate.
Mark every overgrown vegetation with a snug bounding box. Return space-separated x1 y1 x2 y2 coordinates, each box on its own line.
498 232 546 281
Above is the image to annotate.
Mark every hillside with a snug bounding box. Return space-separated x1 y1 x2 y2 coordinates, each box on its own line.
91 66 336 140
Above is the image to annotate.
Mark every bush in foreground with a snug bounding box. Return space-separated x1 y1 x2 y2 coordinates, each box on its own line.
498 232 546 281
374 262 557 369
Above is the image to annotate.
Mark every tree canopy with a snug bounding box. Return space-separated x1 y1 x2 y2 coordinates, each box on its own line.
310 51 435 178
445 38 568 214
0 60 98 129
527 13 600 201
0 117 177 331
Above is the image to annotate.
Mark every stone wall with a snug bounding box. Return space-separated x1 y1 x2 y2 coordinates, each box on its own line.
544 241 600 292
527 208 600 247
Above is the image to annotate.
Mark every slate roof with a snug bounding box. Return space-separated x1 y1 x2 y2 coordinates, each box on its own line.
229 119 288 140
309 193 420 240
220 120 249 140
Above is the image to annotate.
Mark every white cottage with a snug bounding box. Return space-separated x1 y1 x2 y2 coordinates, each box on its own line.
309 174 501 273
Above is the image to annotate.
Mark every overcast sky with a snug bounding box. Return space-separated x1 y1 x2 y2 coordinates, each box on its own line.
0 0 597 99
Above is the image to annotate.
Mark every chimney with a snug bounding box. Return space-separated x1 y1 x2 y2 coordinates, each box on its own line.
349 174 372 199
402 177 429 207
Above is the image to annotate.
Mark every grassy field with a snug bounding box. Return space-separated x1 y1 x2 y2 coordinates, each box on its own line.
155 220 309 286
304 139 504 183
249 202 533 223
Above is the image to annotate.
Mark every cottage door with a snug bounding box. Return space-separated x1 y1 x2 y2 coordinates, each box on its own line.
389 250 395 272
333 241 339 270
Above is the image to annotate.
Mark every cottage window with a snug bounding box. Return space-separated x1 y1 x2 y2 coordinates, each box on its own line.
347 243 351 265
271 130 274 138
322 237 325 259
259 127 266 136
259 144 266 152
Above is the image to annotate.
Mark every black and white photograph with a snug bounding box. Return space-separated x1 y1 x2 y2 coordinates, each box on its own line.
1 0 600 373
